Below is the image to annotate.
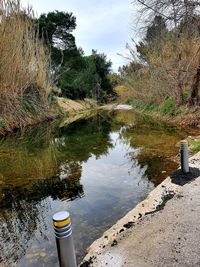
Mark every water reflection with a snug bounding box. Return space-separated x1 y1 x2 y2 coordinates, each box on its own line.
0 110 188 266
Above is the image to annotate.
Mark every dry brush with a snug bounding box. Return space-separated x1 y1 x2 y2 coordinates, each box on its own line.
0 0 52 133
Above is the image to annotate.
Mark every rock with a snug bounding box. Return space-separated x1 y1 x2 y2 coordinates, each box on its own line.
111 240 118 247
39 252 46 257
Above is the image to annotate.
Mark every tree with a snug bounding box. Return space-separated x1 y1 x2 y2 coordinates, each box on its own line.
134 0 200 106
36 12 113 102
136 0 199 27
58 50 112 102
189 18 200 106
189 58 200 106
36 10 77 76
89 50 112 100
118 62 143 78
36 11 76 49
136 15 168 61
107 72 122 88
58 54 98 99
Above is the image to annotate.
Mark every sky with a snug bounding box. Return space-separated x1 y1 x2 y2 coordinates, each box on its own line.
21 0 138 71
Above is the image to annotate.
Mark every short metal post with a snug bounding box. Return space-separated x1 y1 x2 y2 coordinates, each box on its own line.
180 140 189 173
53 211 77 267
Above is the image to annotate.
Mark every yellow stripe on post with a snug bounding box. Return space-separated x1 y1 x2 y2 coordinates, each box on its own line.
53 217 71 227
180 140 188 145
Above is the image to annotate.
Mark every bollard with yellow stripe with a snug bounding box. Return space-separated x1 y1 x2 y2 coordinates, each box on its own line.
53 211 77 267
180 140 188 145
53 211 71 227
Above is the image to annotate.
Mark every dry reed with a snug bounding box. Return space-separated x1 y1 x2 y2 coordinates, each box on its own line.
0 0 52 133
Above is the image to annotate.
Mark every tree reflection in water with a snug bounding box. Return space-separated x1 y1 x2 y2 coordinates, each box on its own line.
0 115 113 265
0 111 188 266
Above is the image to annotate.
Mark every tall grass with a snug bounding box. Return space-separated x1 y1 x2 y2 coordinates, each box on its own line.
0 0 52 133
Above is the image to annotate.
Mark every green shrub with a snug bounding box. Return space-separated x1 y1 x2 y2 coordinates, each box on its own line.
0 118 5 129
143 102 158 112
191 139 200 152
161 98 176 116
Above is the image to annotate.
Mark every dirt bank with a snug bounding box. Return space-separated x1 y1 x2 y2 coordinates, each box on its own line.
80 152 200 267
57 97 97 114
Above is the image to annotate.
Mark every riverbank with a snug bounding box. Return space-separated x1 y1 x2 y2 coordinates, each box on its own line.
129 104 200 153
128 100 200 129
0 97 98 136
0 99 134 136
139 108 200 129
80 152 200 267
56 97 97 114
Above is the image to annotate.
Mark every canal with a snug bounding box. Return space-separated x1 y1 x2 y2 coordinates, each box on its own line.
0 109 188 266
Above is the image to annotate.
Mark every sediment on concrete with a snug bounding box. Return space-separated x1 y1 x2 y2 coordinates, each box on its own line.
80 152 200 267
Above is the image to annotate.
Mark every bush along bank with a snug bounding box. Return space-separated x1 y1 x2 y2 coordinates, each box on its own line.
128 98 200 129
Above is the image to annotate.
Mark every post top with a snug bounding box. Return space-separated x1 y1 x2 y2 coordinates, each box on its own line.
180 139 188 145
53 211 70 222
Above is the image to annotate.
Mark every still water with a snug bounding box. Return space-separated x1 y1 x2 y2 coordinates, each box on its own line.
0 109 188 266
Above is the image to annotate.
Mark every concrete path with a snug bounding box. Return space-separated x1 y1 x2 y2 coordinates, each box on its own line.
80 152 200 267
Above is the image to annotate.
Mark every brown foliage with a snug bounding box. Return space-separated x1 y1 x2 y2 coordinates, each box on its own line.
125 35 200 104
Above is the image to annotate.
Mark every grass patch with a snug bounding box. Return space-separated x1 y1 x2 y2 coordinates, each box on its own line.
129 98 188 118
160 98 176 116
143 102 159 112
190 138 200 152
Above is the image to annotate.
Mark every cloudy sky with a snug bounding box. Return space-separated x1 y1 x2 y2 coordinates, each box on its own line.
21 0 138 71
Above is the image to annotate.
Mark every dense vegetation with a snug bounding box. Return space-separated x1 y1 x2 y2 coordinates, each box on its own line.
0 0 51 133
117 0 200 119
0 1 113 134
36 11 112 102
1 0 200 134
